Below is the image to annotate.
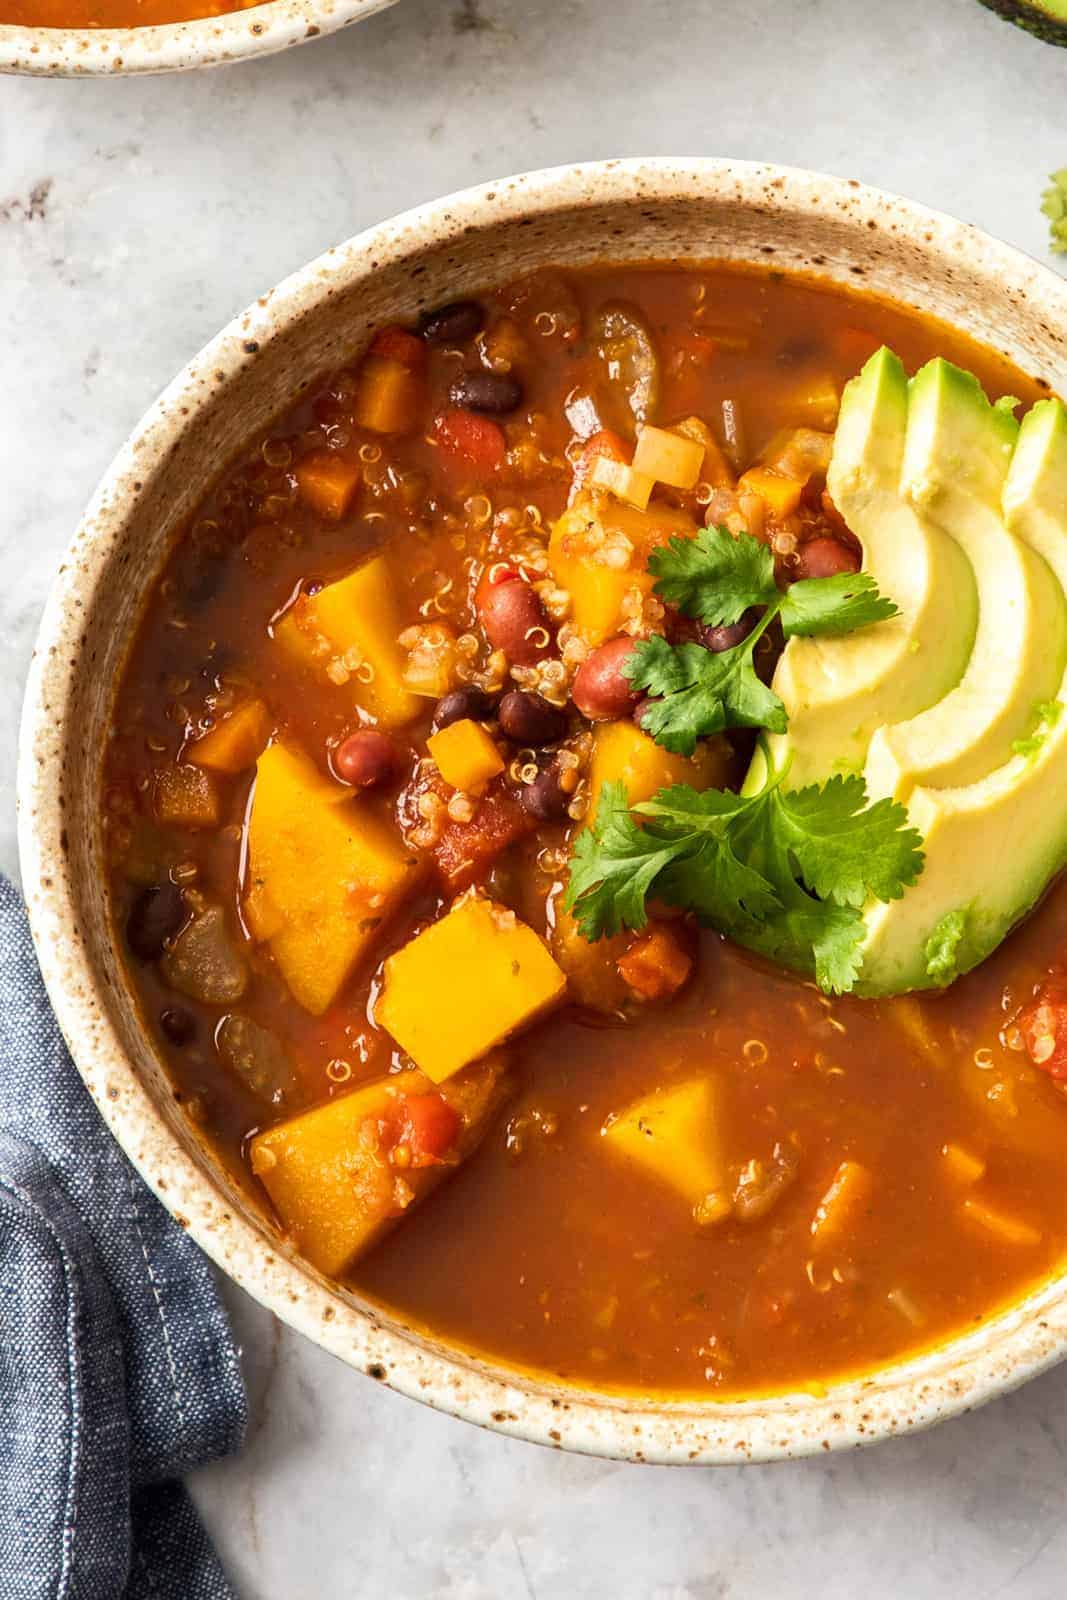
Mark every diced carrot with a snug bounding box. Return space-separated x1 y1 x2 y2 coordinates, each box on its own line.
385 1093 461 1167
433 408 507 473
617 923 695 1002
810 1160 872 1247
369 325 426 371
833 326 883 369
295 450 363 521
354 356 420 435
738 466 806 519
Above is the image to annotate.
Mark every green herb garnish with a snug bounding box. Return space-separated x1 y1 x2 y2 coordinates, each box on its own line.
625 526 898 752
1042 169 1067 256
565 764 924 995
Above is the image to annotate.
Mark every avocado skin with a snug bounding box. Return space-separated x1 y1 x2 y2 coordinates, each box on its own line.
976 0 1067 46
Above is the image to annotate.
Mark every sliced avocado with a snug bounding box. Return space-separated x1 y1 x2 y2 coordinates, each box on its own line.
863 359 1067 803
745 349 977 793
976 0 1067 45
858 399 1067 995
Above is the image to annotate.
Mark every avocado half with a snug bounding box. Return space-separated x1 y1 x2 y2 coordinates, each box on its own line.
976 0 1067 45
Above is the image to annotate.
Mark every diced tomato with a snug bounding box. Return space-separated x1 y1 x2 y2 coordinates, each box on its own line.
433 409 507 473
389 1093 461 1166
616 922 696 1002
432 781 534 891
370 325 426 371
571 428 631 494
1019 978 1067 1081
667 329 718 368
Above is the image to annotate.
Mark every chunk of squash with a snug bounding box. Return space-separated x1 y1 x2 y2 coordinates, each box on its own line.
548 493 699 644
294 450 362 521
602 1078 725 1210
250 1060 507 1276
585 719 731 824
154 765 220 829
376 894 566 1083
188 699 271 774
427 718 504 796
274 556 421 729
248 743 422 1015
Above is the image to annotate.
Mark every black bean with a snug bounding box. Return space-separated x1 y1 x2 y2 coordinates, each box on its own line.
519 762 570 821
699 609 759 653
432 687 499 730
126 883 187 962
418 300 485 345
449 370 524 415
497 690 567 747
160 1007 197 1047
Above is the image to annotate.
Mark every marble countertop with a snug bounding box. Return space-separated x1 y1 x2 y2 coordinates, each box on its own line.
4 0 1067 1592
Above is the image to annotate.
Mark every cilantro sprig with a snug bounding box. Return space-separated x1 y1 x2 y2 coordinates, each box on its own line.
564 764 923 995
625 525 897 753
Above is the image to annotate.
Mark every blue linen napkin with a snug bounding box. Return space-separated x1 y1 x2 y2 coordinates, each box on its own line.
0 873 247 1597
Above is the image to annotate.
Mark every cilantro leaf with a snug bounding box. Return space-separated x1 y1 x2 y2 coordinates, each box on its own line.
627 630 786 755
1042 169 1067 256
565 766 925 994
646 525 776 626
779 572 898 638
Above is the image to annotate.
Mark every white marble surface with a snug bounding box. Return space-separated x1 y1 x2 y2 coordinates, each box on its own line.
3 0 1067 1593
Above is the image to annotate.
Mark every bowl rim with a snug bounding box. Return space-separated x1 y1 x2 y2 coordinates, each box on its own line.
0 0 392 76
18 156 1067 1465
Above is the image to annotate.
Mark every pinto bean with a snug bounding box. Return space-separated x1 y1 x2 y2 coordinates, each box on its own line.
572 636 641 721
332 730 400 789
474 569 553 665
794 537 860 580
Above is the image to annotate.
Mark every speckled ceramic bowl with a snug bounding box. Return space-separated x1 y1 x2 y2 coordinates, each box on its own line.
0 0 393 76
19 160 1067 1463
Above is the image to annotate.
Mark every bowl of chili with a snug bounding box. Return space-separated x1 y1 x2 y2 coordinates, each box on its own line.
0 0 393 76
19 158 1067 1462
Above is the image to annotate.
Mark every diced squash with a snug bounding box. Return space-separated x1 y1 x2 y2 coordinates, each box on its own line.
672 416 736 489
294 450 362 521
376 895 566 1083
274 556 421 729
249 743 422 1015
810 1160 872 1247
154 764 220 829
188 699 271 774
632 424 705 490
602 1078 725 1211
427 719 504 796
737 466 806 519
589 455 655 509
760 426 834 485
550 902 630 1014
243 879 286 943
960 1196 1041 1248
941 1142 986 1186
780 372 840 430
353 355 419 435
548 494 699 645
585 719 730 824
250 1062 506 1277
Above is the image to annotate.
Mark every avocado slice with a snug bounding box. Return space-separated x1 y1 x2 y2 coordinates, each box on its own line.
862 360 1067 804
745 349 978 793
858 399 1067 995
976 0 1067 45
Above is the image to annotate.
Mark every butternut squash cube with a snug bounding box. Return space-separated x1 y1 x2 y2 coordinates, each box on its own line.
548 495 698 645
154 764 220 829
376 895 566 1083
353 355 419 435
248 743 421 1015
427 718 504 796
188 699 271 774
632 424 705 490
294 450 362 521
585 719 730 824
737 465 806 520
602 1078 725 1209
274 556 421 729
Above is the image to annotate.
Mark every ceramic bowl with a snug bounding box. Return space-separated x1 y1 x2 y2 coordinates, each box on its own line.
18 159 1067 1463
0 0 393 76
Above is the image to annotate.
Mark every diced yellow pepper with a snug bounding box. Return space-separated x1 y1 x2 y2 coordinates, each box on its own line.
427 718 504 796
810 1160 873 1247
589 456 655 510
738 465 806 519
188 699 271 774
353 355 419 435
376 895 566 1083
602 1078 725 1210
274 556 421 729
585 719 731 825
154 765 220 829
548 495 699 645
632 424 705 490
248 743 422 1015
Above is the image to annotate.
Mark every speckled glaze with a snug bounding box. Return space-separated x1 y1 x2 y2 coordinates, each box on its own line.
0 0 393 76
18 160 1067 1464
